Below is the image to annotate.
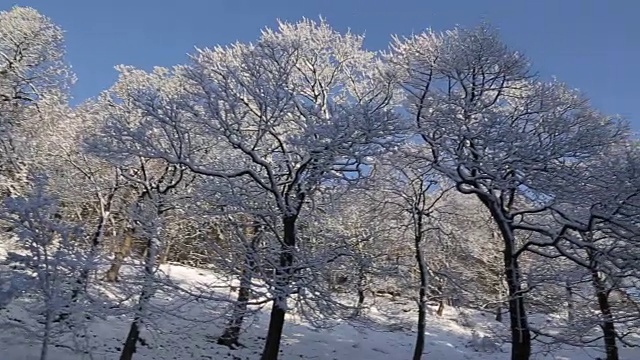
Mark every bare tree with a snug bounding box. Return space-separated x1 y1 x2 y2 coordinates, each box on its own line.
371 152 451 360
542 144 640 360
0 6 73 199
92 18 399 360
217 213 264 348
1 175 83 360
109 160 186 360
388 24 627 360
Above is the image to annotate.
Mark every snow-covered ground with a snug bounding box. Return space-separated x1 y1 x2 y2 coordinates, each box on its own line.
1 247 638 360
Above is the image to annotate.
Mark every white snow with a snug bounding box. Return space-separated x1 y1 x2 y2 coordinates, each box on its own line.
1 256 638 360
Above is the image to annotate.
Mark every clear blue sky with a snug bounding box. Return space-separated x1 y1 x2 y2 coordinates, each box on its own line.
5 0 639 129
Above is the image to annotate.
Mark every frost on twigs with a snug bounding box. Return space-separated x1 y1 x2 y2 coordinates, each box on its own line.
0 174 90 359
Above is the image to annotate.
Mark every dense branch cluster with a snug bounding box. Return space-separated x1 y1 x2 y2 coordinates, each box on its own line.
0 6 638 360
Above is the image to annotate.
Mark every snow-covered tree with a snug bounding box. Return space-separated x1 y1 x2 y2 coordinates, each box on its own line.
93 18 400 359
370 151 452 360
388 24 628 360
541 142 640 360
0 6 73 198
1 175 84 360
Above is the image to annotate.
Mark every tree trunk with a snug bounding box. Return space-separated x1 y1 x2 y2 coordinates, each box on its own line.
218 235 258 348
261 299 287 360
436 300 445 317
413 229 428 360
354 266 367 316
73 208 111 299
159 240 171 264
485 201 531 360
120 235 158 360
260 215 297 360
595 288 619 360
434 280 445 316
218 271 251 348
566 282 574 324
354 239 368 316
40 308 52 360
588 250 619 360
54 209 111 324
105 231 134 282
503 246 531 360
356 284 366 314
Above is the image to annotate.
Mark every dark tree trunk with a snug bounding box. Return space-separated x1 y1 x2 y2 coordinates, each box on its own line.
354 265 367 316
261 299 287 360
495 305 503 322
73 208 111 299
566 282 574 324
503 246 531 360
356 289 366 314
260 215 297 360
588 250 619 360
219 231 258 348
218 263 253 348
120 236 157 360
595 289 619 360
413 219 428 360
55 206 113 324
483 200 531 360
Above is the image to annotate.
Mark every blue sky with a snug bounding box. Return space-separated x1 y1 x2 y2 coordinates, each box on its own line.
5 0 639 129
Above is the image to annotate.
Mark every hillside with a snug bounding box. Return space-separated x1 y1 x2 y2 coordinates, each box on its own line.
1 252 637 360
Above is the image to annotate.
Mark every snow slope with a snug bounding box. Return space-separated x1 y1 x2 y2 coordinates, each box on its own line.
1 257 638 360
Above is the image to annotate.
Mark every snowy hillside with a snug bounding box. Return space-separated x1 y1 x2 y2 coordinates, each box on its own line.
1 257 638 360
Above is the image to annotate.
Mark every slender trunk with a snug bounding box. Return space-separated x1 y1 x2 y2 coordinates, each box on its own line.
354 239 367 316
54 210 110 324
40 309 52 360
354 265 366 316
436 300 445 317
219 238 257 348
566 282 574 324
434 281 446 316
355 277 366 313
218 269 251 347
73 208 111 299
485 201 530 360
105 231 133 282
159 240 171 264
260 215 297 360
413 224 428 360
595 289 619 360
588 250 619 360
120 235 158 360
